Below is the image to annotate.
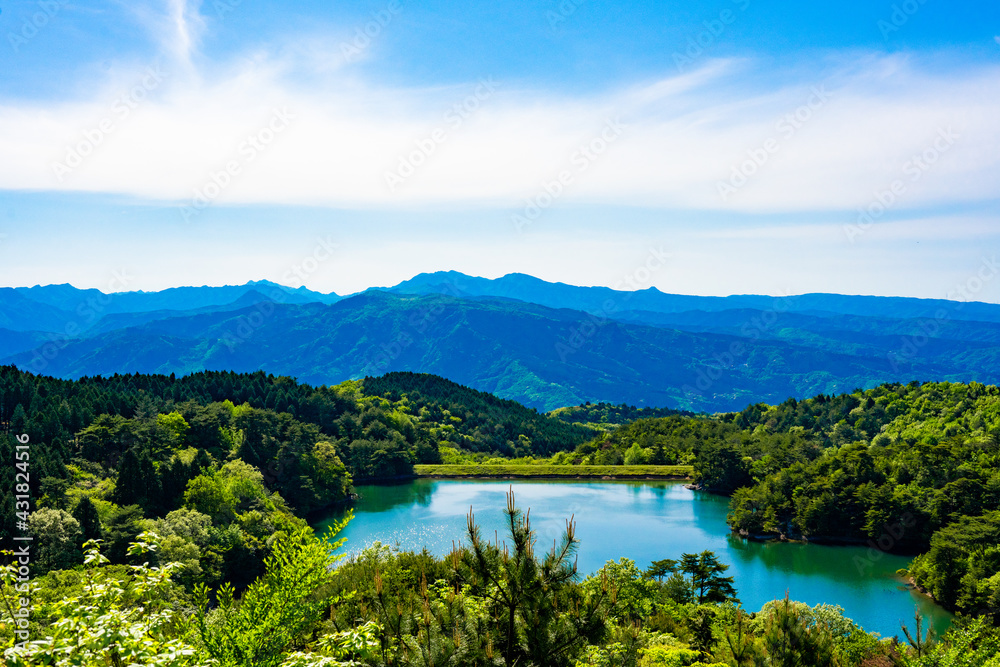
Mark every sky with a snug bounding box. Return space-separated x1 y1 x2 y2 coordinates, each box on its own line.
0 0 998 300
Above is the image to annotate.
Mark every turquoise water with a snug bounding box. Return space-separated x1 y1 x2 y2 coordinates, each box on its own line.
315 478 951 639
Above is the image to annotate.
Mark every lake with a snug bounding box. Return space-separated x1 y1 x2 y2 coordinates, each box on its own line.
314 478 952 639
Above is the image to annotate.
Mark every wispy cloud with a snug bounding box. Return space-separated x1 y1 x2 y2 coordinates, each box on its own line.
121 0 205 69
0 4 997 216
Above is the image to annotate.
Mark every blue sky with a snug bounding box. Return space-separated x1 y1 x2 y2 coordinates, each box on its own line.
0 0 998 299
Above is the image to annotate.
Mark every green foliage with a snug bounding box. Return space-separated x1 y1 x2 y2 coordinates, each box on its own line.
362 371 595 457
3 367 1000 665
71 495 102 542
550 402 692 428
678 551 739 605
456 490 609 667
756 595 838 666
2 534 205 667
906 617 1000 666
28 508 82 573
192 521 350 667
908 511 1000 617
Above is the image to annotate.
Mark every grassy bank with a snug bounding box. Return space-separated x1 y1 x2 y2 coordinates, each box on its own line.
413 464 694 479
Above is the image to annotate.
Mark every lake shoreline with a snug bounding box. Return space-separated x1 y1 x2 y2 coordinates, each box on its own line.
318 478 954 639
417 472 693 480
413 464 694 480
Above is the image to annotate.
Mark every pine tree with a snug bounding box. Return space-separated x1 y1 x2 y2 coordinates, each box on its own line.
192 448 213 473
901 609 935 658
72 495 103 543
112 449 155 512
136 450 163 515
680 550 739 604
645 558 678 582
11 403 27 434
758 595 836 667
456 489 608 667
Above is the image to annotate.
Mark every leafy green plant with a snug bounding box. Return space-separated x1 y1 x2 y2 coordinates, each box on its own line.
2 533 204 667
191 518 351 667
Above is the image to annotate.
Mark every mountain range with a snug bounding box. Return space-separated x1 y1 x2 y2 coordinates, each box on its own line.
2 273 999 412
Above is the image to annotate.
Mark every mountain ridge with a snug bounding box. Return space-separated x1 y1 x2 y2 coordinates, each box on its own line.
3 273 1000 413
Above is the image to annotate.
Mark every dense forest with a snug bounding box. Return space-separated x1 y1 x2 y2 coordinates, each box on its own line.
0 366 595 585
550 402 694 427
559 381 1000 621
2 368 1000 665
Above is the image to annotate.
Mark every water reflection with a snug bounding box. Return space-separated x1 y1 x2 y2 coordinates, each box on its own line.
315 479 953 638
347 478 436 513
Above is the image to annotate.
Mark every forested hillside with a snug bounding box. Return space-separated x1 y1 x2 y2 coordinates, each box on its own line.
8 278 1000 413
3 369 1000 664
535 381 1000 620
0 366 595 583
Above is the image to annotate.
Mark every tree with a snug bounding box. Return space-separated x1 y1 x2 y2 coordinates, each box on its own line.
157 411 190 447
456 489 608 667
10 403 27 434
1 534 205 667
585 558 659 622
908 617 1000 666
0 489 15 545
192 522 350 667
645 558 678 582
901 609 935 658
680 550 739 604
104 505 146 564
112 448 162 514
623 442 648 465
695 443 752 493
29 508 82 573
756 595 837 667
71 495 102 542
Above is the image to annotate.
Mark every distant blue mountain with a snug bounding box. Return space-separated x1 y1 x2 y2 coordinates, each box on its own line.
2 273 999 412
2 281 340 335
387 271 1000 323
3 285 999 413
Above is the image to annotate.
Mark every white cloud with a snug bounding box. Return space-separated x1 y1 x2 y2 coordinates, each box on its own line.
0 27 998 215
119 0 206 69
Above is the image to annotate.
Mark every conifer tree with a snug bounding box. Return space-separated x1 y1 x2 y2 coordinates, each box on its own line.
757 595 836 667
112 449 161 513
456 489 608 667
680 550 739 604
72 495 103 542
